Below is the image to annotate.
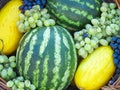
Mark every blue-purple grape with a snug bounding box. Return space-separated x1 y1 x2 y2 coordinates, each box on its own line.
19 0 47 13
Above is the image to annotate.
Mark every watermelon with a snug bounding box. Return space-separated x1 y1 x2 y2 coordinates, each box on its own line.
46 0 102 31
16 25 77 90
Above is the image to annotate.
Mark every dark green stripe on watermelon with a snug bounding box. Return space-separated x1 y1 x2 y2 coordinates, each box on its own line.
46 0 102 31
16 25 77 90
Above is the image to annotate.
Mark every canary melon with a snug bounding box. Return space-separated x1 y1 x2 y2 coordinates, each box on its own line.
74 46 115 90
0 0 23 55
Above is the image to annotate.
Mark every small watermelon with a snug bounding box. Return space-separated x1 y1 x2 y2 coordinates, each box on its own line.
16 25 77 90
46 0 102 31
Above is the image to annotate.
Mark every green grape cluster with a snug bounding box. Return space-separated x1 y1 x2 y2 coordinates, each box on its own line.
7 76 36 90
17 5 56 33
74 2 120 58
0 55 16 81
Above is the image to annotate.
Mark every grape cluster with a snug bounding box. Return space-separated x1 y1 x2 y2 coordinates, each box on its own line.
17 5 55 33
109 37 120 84
0 55 16 81
74 2 120 58
7 76 36 90
19 0 47 13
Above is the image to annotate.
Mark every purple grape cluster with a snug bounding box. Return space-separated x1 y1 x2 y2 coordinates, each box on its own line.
109 37 120 84
19 0 47 13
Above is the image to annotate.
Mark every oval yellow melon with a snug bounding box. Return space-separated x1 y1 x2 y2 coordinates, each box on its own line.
74 46 115 90
0 0 23 55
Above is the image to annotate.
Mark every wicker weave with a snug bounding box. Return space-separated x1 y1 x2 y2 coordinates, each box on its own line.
0 78 11 90
0 0 120 90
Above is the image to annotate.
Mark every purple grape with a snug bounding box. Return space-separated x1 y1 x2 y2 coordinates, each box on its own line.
110 36 120 84
19 0 47 13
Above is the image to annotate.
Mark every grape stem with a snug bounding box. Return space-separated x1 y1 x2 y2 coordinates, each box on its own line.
114 0 120 9
0 39 4 55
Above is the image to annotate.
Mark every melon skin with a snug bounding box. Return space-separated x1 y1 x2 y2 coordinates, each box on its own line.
16 25 77 90
46 0 102 31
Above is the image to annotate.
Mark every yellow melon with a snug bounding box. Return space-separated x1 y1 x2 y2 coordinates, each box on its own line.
0 0 23 55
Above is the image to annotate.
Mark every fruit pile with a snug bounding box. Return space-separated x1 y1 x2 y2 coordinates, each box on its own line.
0 0 120 90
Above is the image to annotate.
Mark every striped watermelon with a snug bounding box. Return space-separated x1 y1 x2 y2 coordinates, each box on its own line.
16 25 77 90
46 0 102 31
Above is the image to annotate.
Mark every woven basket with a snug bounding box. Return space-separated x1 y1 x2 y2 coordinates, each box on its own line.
0 0 120 90
0 78 11 90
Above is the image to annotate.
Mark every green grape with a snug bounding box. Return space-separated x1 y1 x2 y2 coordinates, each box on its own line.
99 39 108 46
29 85 36 90
33 13 39 20
80 41 85 47
7 67 14 77
10 62 16 68
85 37 91 44
4 63 9 68
14 79 19 86
91 19 99 25
76 36 83 41
12 85 18 90
100 16 106 24
28 17 35 24
75 43 80 49
9 56 16 62
24 80 31 87
43 13 50 19
32 5 40 11
41 17 46 21
17 76 24 82
24 21 29 27
0 55 5 63
79 30 85 35
92 37 99 43
44 20 50 26
111 9 116 15
49 19 56 26
106 26 112 35
101 12 107 17
78 48 87 57
7 80 14 87
37 20 43 27
3 55 9 63
85 24 92 29
87 27 96 35
88 48 94 54
96 27 102 33
102 2 109 8
84 44 91 51
41 8 48 15
100 6 107 12
116 9 120 15
74 32 80 40
95 33 103 39
109 3 116 9
19 13 25 21
11 72 16 78
18 23 25 33
18 82 24 89
30 23 36 28
106 37 111 42
107 14 113 19
90 40 97 47
82 52 88 58
24 10 31 16
1 69 8 79
17 5 56 33
0 64 3 71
